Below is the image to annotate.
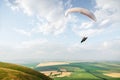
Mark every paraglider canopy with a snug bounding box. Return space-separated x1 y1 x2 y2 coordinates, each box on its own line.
65 7 96 43
65 7 97 21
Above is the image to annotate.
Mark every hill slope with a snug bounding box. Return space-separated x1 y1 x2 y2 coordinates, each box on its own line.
0 62 52 80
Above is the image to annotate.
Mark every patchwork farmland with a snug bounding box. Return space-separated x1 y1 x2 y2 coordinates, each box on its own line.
34 62 120 80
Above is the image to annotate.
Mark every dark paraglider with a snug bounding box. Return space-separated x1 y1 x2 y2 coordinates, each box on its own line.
81 37 88 43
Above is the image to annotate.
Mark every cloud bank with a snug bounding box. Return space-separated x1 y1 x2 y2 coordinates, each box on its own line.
1 0 120 63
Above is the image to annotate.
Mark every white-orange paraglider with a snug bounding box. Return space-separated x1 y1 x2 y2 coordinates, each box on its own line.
65 7 97 43
65 7 97 21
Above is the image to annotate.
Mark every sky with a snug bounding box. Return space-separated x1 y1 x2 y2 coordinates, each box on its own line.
0 0 120 63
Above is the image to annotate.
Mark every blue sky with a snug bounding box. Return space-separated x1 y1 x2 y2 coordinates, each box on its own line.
0 0 120 63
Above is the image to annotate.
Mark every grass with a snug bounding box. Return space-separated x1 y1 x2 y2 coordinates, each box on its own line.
34 62 120 80
0 62 52 80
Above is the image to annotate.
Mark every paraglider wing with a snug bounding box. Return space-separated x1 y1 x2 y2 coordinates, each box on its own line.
81 37 88 43
65 8 96 21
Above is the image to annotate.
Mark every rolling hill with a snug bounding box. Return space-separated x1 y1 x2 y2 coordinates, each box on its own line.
0 62 52 80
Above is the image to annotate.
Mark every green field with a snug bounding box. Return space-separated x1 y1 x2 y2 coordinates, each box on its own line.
0 62 52 80
34 62 120 80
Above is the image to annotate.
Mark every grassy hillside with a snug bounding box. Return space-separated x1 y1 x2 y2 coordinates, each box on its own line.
0 62 52 80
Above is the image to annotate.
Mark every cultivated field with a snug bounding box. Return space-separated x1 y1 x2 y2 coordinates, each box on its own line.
36 62 69 67
33 61 120 80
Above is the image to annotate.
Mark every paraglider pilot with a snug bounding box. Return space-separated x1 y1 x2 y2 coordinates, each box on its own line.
81 37 88 43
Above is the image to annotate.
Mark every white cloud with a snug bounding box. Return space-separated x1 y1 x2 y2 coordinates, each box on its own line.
2 0 120 62
64 0 72 9
16 38 48 48
37 17 67 35
95 0 120 22
67 39 120 60
80 22 93 29
99 19 110 26
5 0 120 37
6 0 73 35
1 37 120 62
14 28 33 36
72 0 120 37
